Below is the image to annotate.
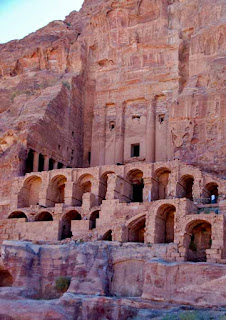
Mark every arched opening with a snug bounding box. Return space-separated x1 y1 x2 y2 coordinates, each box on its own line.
35 211 53 221
185 220 212 262
0 269 13 287
90 210 100 230
61 210 82 239
127 215 145 243
202 182 219 204
8 211 28 221
126 169 144 202
82 181 91 193
102 230 112 241
47 175 67 207
176 175 194 200
18 176 42 208
152 168 171 200
76 174 95 206
154 204 175 244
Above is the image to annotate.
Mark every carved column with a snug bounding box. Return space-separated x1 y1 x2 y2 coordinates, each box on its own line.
192 174 203 202
64 181 74 206
105 173 117 200
44 156 49 171
91 107 105 166
146 104 155 162
33 151 39 172
53 161 58 169
143 177 153 203
115 103 125 164
92 180 102 206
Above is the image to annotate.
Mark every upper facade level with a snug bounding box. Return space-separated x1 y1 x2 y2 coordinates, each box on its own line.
9 160 225 213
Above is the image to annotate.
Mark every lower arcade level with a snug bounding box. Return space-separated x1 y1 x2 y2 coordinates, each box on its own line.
0 160 226 264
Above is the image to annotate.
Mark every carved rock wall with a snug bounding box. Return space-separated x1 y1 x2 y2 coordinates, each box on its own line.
2 240 226 308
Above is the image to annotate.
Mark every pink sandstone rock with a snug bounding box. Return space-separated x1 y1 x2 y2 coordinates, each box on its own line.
0 0 225 317
1 240 226 308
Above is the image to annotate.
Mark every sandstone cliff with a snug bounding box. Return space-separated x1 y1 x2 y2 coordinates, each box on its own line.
0 0 225 209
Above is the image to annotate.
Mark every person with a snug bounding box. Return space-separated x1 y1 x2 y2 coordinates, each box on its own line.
211 194 216 204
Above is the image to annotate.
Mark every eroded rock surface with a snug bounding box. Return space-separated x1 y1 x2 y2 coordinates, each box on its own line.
1 240 226 309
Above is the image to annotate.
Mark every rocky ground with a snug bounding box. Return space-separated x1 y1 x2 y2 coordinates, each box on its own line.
0 240 226 319
0 290 226 320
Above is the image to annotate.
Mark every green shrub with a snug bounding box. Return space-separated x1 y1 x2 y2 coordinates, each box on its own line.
55 276 71 293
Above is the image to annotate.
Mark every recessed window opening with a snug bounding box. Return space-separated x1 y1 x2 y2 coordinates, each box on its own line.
159 114 165 123
132 115 140 120
131 144 140 157
58 145 61 150
109 121 115 131
72 131 75 137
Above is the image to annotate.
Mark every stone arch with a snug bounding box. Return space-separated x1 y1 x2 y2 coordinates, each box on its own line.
202 182 219 204
76 173 95 205
99 171 115 202
47 175 67 207
184 219 212 262
78 173 94 193
152 167 171 200
126 169 144 202
126 214 146 243
0 268 13 287
176 174 194 200
154 204 175 244
102 230 112 241
61 210 82 239
18 175 42 208
35 211 53 221
8 211 28 221
90 210 100 230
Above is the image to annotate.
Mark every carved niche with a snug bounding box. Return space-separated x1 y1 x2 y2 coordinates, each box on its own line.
171 119 195 148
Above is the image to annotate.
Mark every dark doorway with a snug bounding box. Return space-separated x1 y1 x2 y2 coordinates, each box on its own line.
90 210 100 229
61 211 82 240
25 149 34 174
0 270 13 287
102 230 112 241
128 217 145 243
35 212 53 221
49 159 54 170
38 154 44 172
133 181 144 202
186 221 212 262
8 211 28 221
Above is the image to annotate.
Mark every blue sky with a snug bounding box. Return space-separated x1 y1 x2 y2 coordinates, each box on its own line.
0 0 84 44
